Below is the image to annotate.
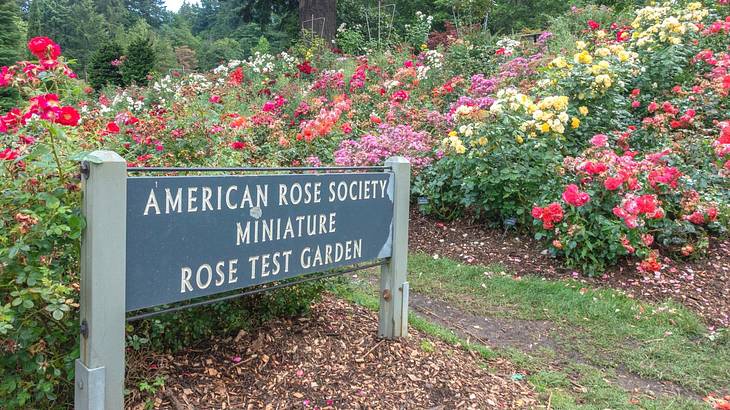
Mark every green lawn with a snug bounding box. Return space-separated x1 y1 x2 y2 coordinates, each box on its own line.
330 252 730 409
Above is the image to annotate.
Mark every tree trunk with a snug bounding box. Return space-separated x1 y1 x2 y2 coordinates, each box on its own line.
299 0 337 42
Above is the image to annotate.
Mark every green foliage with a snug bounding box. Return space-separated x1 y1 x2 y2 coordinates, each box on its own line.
489 0 573 34
0 0 23 110
0 0 22 66
121 36 156 85
415 138 563 223
88 41 125 89
334 23 367 55
252 35 271 55
66 0 108 72
197 37 243 70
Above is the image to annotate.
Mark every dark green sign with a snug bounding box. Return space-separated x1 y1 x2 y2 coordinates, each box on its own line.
125 173 394 311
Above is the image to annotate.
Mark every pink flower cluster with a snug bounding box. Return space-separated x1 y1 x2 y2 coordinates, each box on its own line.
334 124 434 168
469 74 499 97
310 70 345 92
348 62 368 92
612 194 664 228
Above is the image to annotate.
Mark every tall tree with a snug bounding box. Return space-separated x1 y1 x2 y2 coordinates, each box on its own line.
121 35 155 84
0 0 23 66
125 0 168 27
88 40 124 89
0 0 23 110
299 0 336 41
66 0 108 73
26 0 73 56
95 0 129 40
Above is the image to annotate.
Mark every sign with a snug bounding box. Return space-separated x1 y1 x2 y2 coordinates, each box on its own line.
126 173 394 311
75 151 410 410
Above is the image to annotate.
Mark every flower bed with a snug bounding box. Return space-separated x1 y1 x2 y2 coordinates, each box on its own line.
1 1 729 407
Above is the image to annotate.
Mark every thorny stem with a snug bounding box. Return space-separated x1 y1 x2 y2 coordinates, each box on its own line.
47 126 66 185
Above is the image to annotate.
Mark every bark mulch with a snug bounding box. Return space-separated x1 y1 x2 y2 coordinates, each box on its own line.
409 210 730 330
127 295 537 409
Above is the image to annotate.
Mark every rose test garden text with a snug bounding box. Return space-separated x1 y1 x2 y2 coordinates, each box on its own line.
137 178 390 293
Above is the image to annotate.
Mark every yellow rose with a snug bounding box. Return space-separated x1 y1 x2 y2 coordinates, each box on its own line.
574 51 593 65
539 122 551 133
515 135 524 144
571 117 580 129
579 106 589 116
448 130 457 137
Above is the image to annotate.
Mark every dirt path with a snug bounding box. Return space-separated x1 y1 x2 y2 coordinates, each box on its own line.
408 291 704 401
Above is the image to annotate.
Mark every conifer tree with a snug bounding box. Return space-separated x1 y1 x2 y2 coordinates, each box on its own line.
121 36 155 85
67 0 108 73
0 0 22 66
0 0 23 110
88 40 124 89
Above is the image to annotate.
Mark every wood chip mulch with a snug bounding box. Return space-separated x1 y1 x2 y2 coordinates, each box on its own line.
409 210 730 330
127 295 537 409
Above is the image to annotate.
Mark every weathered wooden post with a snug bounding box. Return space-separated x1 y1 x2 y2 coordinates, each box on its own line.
76 151 126 410
378 156 410 339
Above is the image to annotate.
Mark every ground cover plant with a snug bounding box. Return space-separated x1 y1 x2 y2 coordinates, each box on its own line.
1 0 730 408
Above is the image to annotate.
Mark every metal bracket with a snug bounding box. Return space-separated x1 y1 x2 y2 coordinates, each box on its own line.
80 161 90 179
75 359 105 410
80 320 88 338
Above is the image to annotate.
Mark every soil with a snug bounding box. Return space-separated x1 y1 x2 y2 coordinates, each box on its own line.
409 210 730 330
126 295 537 409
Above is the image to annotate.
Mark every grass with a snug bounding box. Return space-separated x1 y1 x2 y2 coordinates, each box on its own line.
329 252 730 408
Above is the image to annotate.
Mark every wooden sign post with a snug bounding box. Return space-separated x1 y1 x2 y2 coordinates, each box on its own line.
75 151 410 409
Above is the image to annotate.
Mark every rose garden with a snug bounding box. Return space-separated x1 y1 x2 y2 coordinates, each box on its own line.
1 0 729 408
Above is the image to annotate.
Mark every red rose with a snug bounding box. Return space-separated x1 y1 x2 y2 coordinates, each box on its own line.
27 37 61 60
583 161 607 175
587 20 600 30
685 211 705 224
56 106 80 126
297 61 314 75
391 89 409 103
209 95 222 104
604 176 623 191
562 184 590 207
230 141 246 150
228 67 244 85
707 207 718 221
635 194 658 214
0 148 20 161
105 122 120 134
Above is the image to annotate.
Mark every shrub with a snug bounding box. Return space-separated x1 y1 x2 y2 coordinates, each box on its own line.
121 36 156 85
532 134 725 276
88 41 125 90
